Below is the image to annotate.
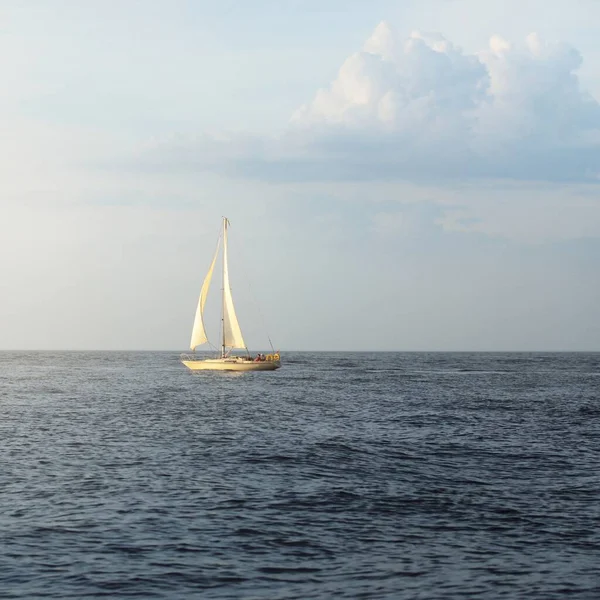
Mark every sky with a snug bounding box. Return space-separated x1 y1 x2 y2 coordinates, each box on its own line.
1 0 599 351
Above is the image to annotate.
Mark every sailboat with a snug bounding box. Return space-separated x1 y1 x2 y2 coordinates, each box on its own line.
180 217 281 372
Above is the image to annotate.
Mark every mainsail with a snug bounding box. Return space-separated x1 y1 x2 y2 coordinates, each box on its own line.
189 237 221 350
222 220 246 350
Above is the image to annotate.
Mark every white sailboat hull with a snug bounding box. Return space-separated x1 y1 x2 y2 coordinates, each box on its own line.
182 357 281 372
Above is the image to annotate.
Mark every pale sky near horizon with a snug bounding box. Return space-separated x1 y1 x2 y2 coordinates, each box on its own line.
1 0 599 351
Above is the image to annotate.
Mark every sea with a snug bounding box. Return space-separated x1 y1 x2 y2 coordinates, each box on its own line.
1 351 599 599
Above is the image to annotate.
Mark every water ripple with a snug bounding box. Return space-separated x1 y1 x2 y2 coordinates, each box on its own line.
1 351 599 599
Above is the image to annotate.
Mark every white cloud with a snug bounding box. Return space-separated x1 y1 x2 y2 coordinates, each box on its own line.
145 22 600 183
292 23 488 134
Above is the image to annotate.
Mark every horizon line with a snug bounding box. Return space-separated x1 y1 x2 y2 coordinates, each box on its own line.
1 349 599 354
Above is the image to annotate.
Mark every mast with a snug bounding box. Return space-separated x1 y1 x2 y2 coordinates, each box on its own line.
221 217 226 358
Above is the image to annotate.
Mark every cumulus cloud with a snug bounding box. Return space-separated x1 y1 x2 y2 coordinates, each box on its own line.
292 23 488 135
143 22 600 183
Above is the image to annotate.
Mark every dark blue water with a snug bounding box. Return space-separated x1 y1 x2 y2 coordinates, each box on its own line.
1 352 599 599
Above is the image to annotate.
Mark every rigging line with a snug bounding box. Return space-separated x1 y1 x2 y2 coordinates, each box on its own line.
249 279 275 353
237 252 276 353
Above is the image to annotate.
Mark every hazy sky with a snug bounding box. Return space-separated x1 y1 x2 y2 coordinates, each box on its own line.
1 0 599 351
